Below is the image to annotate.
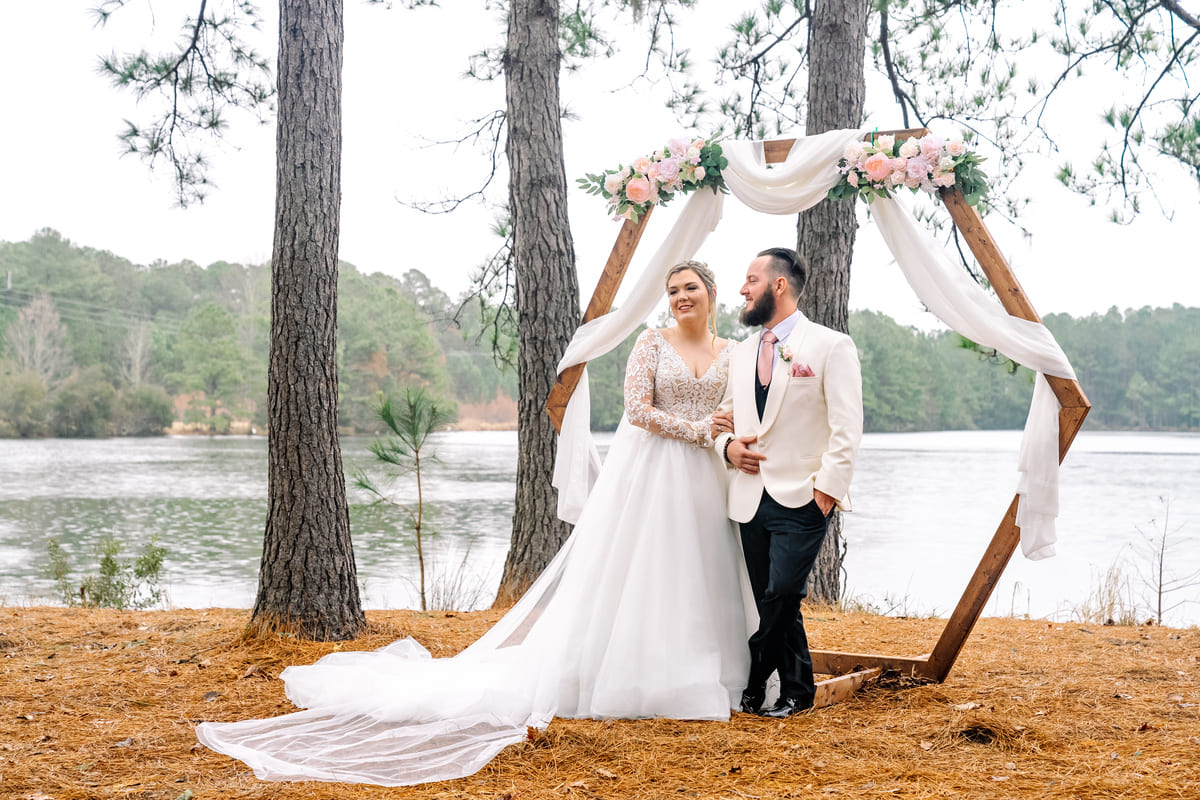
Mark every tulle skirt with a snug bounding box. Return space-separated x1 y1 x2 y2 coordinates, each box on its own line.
196 419 755 785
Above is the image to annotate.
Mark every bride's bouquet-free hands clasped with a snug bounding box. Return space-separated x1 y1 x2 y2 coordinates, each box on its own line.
577 136 729 223
827 132 990 207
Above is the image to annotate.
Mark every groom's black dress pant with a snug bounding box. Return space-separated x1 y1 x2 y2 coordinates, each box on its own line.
740 491 829 705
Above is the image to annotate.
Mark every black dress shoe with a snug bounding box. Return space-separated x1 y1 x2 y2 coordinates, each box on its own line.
739 689 765 714
759 696 813 718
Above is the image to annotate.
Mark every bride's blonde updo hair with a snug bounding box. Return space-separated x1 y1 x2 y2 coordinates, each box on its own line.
665 259 719 338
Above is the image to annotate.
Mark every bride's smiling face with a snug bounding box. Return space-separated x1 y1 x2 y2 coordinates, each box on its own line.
667 269 711 323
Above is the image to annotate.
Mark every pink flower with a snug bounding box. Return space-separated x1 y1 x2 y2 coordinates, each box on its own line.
632 156 654 175
843 141 866 164
625 177 652 204
919 134 944 157
656 156 682 183
904 175 922 189
863 153 893 183
906 155 931 179
876 134 895 153
846 170 859 187
934 172 956 187
946 139 966 157
667 137 690 157
694 165 706 181
686 145 702 164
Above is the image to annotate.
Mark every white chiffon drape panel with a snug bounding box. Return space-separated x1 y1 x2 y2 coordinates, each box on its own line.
554 128 1076 558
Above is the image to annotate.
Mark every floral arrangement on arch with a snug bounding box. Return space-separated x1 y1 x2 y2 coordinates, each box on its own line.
827 132 990 207
577 136 729 222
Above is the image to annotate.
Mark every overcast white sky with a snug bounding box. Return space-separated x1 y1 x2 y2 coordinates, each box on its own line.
2 2 1198 332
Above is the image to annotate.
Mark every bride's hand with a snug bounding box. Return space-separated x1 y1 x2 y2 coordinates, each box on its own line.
711 410 734 438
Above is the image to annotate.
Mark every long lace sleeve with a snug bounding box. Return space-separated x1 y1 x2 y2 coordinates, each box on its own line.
623 330 715 447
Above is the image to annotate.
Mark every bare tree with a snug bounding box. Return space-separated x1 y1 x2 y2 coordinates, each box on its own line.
119 321 152 387
3 294 73 388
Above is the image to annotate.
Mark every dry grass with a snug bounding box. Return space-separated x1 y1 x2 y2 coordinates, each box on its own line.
1 606 1198 799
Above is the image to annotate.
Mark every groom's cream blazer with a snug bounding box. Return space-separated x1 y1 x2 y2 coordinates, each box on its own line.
715 314 864 524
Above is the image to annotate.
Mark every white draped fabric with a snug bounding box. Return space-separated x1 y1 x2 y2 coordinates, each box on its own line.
554 128 1076 559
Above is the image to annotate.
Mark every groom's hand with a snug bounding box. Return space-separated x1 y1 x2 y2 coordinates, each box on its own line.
814 489 836 516
728 435 765 474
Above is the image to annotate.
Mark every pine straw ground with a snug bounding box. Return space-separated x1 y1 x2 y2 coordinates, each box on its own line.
1 607 1198 800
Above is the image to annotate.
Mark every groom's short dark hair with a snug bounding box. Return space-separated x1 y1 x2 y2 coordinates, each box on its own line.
757 247 806 297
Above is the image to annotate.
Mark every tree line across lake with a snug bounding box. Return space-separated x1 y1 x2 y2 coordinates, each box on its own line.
1 229 1196 438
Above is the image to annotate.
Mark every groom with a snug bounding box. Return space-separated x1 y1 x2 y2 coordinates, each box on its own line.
714 247 863 718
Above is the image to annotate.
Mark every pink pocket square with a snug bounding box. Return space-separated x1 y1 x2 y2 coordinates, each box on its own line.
791 362 815 378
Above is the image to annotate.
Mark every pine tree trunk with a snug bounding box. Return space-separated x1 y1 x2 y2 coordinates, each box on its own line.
797 0 868 606
494 0 579 607
249 0 365 639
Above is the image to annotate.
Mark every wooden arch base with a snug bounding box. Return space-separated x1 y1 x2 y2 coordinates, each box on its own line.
546 130 1091 708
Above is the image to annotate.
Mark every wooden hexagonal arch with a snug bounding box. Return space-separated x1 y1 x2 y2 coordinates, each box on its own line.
545 130 1091 707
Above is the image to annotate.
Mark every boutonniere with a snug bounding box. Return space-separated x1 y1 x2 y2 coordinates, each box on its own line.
778 345 815 377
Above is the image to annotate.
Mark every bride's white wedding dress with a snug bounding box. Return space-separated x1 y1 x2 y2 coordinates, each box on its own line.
196 328 754 786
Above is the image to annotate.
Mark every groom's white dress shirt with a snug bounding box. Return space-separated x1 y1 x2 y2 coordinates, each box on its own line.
716 311 864 524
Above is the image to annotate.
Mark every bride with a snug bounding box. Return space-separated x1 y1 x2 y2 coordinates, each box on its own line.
196 260 755 786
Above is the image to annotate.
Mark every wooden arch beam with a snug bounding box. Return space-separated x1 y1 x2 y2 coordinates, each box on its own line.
546 129 1092 693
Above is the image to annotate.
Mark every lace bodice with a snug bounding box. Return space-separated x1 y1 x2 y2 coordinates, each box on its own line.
623 328 734 447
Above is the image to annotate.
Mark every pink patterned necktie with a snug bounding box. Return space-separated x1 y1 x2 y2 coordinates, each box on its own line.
757 330 778 385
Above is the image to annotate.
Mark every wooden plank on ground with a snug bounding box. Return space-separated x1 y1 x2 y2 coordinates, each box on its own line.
812 667 882 709
812 650 929 678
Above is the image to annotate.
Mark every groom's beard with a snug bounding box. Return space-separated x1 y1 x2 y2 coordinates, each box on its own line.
740 289 776 327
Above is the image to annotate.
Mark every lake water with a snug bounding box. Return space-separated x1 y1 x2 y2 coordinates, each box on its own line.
1 430 1197 626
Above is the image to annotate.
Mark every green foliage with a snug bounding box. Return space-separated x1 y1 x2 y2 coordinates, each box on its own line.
51 366 118 437
114 384 176 436
0 365 49 437
850 305 1200 433
353 389 455 611
93 1 273 206
0 232 506 438
338 265 455 431
167 303 250 428
4 231 1197 438
47 535 167 610
669 1 1199 220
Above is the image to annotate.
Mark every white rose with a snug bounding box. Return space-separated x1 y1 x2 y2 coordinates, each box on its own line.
938 156 956 173
899 139 920 158
844 141 866 163
686 145 702 163
876 134 895 153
